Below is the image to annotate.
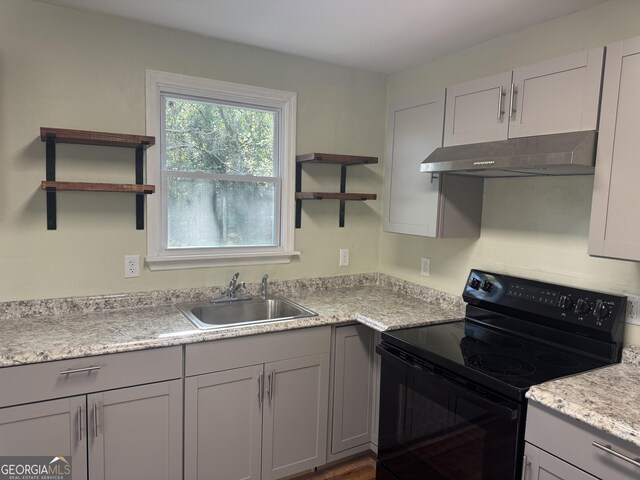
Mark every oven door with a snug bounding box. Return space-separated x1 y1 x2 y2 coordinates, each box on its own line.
377 343 523 480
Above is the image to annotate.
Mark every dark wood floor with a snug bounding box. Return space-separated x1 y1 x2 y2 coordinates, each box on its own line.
293 455 376 480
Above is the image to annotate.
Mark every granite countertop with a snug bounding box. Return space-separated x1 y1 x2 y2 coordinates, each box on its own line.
526 345 640 448
0 274 465 368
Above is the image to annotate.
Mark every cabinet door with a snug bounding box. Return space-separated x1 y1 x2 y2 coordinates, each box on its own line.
184 365 263 480
589 37 640 261
262 353 330 480
0 396 87 480
444 71 512 146
331 325 373 453
509 47 603 138
87 380 182 480
383 92 445 236
370 331 381 451
524 443 598 480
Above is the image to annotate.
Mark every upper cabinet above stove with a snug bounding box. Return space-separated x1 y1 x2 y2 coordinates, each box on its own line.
589 36 640 262
444 47 604 147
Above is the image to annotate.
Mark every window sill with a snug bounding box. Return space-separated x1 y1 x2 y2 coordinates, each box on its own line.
146 251 300 271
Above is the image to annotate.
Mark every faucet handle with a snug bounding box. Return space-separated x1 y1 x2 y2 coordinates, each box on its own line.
261 274 269 298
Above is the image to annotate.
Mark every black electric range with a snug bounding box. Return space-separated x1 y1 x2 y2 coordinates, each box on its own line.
376 270 626 480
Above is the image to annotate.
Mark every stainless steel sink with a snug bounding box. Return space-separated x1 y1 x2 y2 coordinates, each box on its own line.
176 296 318 330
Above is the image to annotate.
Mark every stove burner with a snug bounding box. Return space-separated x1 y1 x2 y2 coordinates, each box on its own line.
466 354 536 376
535 353 581 368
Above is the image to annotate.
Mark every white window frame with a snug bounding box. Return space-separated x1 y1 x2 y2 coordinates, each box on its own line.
145 70 298 270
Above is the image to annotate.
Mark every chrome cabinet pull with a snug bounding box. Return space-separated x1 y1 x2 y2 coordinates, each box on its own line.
60 366 101 376
497 85 506 119
267 372 274 401
592 441 640 468
509 83 517 119
92 403 98 438
76 406 82 442
258 374 263 407
521 454 530 480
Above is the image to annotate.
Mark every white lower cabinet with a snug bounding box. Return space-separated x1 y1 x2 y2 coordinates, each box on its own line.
525 403 640 480
185 365 263 480
523 442 597 480
330 325 374 457
87 381 183 480
184 327 331 480
0 380 183 480
262 354 329 479
0 347 183 480
0 396 88 480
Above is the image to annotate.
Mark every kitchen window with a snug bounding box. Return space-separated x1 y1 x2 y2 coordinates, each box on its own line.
145 70 298 270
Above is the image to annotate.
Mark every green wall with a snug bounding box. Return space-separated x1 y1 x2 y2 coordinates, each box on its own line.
0 0 386 300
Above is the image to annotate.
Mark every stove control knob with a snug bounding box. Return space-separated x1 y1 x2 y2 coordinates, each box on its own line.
470 278 481 290
481 280 493 293
558 295 573 310
593 299 610 319
574 298 590 315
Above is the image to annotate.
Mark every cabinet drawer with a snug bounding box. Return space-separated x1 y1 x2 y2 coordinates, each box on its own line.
186 326 331 376
0 346 182 407
526 403 640 480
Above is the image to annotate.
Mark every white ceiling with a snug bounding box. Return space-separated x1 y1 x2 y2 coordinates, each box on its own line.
36 0 608 74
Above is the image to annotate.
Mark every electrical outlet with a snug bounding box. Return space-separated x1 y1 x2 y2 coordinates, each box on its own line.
124 255 140 278
339 249 350 267
626 294 640 325
421 257 431 277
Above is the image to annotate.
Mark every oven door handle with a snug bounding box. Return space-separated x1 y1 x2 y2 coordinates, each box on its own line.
378 344 520 421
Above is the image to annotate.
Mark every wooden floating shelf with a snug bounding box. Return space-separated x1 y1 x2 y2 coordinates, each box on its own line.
40 127 155 149
295 152 378 228
295 153 378 165
41 181 155 194
295 192 376 201
40 127 156 230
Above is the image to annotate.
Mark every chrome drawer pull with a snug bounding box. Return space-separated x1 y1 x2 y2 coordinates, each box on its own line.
521 454 530 480
60 366 101 376
92 403 98 438
592 441 640 468
77 406 82 442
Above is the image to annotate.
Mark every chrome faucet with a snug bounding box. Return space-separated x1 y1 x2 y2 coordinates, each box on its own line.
261 274 269 299
227 272 246 298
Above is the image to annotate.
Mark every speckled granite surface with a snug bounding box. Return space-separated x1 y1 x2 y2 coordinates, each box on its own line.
526 345 640 448
0 274 465 368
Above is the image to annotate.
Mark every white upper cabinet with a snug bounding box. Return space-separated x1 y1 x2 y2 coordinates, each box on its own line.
444 72 512 146
443 48 604 146
509 47 604 138
384 91 483 238
589 37 640 261
384 91 445 236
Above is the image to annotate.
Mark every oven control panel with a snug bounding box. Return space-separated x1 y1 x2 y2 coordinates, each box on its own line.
463 270 626 333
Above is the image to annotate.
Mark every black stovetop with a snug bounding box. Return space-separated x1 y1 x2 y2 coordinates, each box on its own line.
382 319 610 400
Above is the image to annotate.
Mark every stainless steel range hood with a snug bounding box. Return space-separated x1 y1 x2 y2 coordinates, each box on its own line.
420 131 597 178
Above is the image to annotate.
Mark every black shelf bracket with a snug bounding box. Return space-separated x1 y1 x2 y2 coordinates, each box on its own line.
339 165 347 228
295 162 303 229
135 144 147 230
45 133 57 230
